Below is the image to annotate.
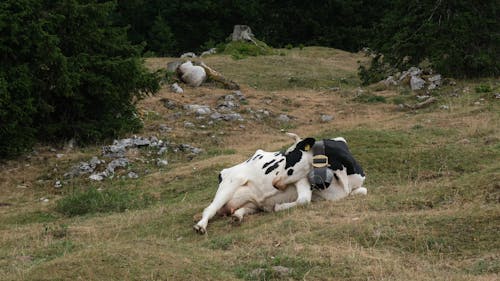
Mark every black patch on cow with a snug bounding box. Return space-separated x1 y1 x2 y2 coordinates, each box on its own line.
333 173 339 181
285 138 315 169
259 155 264 159
274 152 282 156
324 139 365 177
252 154 262 161
218 173 223 184
262 159 276 169
265 162 280 175
287 169 294 176
276 171 279 175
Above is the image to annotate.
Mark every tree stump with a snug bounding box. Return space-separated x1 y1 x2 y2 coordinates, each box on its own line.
231 25 257 45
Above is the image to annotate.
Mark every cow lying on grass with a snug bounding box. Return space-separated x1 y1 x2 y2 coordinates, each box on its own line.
193 133 366 234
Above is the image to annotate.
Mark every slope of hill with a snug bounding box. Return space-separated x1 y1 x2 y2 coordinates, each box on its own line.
1 47 499 280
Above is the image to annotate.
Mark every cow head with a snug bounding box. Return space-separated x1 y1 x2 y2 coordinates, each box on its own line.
273 133 315 190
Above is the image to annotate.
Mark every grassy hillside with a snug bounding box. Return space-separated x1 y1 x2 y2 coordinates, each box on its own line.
1 47 499 281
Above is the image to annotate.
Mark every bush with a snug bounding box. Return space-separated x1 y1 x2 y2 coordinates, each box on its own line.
55 187 155 217
0 0 160 158
222 41 273 60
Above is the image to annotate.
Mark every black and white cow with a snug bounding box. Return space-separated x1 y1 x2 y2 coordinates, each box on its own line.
193 134 316 234
193 133 367 234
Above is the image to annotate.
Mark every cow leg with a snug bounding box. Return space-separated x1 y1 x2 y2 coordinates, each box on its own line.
194 179 245 234
231 203 258 224
351 187 367 195
274 178 312 212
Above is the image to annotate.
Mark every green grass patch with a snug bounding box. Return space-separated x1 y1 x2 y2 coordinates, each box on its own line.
354 93 387 103
222 41 274 60
0 211 58 226
55 187 156 217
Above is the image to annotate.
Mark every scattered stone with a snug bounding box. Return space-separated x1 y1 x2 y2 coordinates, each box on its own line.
272 266 292 277
232 90 246 100
250 268 266 278
127 172 139 179
440 105 450 110
39 197 49 203
222 113 244 121
329 86 341 91
89 174 104 181
402 97 437 110
64 156 103 178
383 76 398 86
106 158 129 174
210 112 223 120
178 61 206 87
179 144 203 154
217 100 238 111
277 114 291 122
184 121 195 128
161 98 178 110
171 83 184 94
180 52 197 58
157 159 169 166
166 61 183 72
320 114 333 122
157 147 167 156
56 153 64 158
158 124 172 133
416 95 430 101
410 76 425 90
54 180 62 188
495 93 500 99
200 48 217 57
239 125 245 129
184 104 211 116
474 101 481 105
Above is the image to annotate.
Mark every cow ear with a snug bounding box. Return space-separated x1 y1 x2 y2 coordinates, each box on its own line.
296 138 315 151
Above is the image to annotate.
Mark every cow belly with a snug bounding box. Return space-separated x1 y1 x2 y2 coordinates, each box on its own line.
226 185 298 213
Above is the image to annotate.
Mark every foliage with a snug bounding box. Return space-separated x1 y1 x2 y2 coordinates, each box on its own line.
221 41 273 60
370 0 499 78
0 0 160 158
55 187 155 217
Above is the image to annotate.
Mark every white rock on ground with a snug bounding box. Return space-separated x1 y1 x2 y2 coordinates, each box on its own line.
178 61 207 87
171 83 183 94
410 76 425 90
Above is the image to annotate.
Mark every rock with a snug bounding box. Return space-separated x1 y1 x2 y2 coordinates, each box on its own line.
210 112 223 120
171 83 184 94
157 147 167 156
440 105 450 110
320 114 333 122
184 104 211 116
272 266 292 276
399 67 422 82
161 98 177 110
128 172 139 179
166 61 183 72
184 121 195 128
232 90 246 100
200 48 217 57
54 180 62 188
416 95 430 101
179 144 203 154
178 61 206 87
39 198 49 203
410 76 425 90
217 100 238 111
158 124 172 133
89 174 104 181
428 74 442 85
180 52 197 58
329 86 340 91
383 75 398 86
106 158 129 174
250 268 266 278
64 156 103 178
157 159 169 166
277 114 291 122
495 93 500 99
222 113 244 121
56 153 64 158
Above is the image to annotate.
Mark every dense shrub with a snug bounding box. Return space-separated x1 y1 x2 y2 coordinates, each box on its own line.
0 0 160 158
222 41 273 60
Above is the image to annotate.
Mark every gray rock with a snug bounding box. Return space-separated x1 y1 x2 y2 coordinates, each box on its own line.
277 114 291 122
494 93 500 99
218 100 238 111
166 61 182 72
184 104 211 116
54 180 62 188
200 48 217 57
428 74 442 84
157 147 167 156
106 158 129 174
171 83 183 94
127 172 139 179
158 124 172 133
250 268 265 278
232 90 246 100
210 112 223 120
416 95 430 101
320 114 333 122
184 121 195 128
329 86 341 91
56 153 64 158
222 113 244 121
89 174 104 181
180 52 197 58
272 266 292 276
157 159 169 166
162 98 177 110
440 105 450 110
383 75 398 86
179 144 203 154
410 76 425 90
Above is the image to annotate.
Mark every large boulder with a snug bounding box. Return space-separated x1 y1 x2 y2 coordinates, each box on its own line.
177 61 207 87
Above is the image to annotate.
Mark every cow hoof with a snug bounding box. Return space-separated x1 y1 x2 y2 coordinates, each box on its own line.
231 215 242 226
193 224 206 235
